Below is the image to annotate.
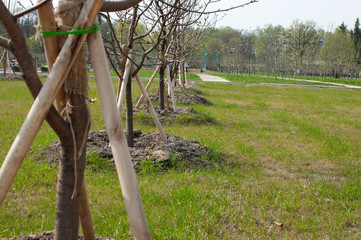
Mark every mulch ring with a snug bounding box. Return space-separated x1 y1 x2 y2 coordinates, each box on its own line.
39 129 212 171
1 231 115 240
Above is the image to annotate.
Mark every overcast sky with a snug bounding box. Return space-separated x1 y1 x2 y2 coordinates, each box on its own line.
210 0 361 31
50 0 360 32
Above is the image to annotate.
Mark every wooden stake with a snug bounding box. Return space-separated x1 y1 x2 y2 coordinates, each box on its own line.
37 0 66 113
87 29 151 240
133 70 167 143
116 44 129 101
80 180 96 240
117 53 133 112
177 81 189 96
134 65 160 109
0 0 102 207
166 65 177 112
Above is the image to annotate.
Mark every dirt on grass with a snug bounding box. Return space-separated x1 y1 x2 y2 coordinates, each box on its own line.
1 231 115 240
133 103 201 122
0 74 23 81
146 93 213 106
39 129 211 171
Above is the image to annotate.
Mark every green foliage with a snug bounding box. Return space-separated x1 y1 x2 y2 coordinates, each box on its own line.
352 18 361 64
318 31 356 78
284 20 324 71
26 37 44 54
255 25 284 75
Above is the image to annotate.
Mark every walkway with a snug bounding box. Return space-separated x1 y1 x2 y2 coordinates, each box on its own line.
196 73 230 83
282 77 361 90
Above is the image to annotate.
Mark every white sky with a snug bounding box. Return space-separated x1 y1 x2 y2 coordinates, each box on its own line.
51 0 361 31
210 0 361 31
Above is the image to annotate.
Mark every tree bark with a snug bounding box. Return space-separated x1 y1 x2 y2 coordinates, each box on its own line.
55 93 90 240
126 74 134 147
3 50 6 76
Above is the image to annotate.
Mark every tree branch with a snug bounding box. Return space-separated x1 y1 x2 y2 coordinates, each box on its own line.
0 36 11 50
14 0 51 19
101 0 143 12
158 0 258 14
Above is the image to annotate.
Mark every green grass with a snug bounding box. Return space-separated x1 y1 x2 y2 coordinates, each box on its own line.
210 71 361 87
1 78 361 239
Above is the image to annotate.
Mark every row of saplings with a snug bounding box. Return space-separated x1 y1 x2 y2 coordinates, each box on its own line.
0 1 216 240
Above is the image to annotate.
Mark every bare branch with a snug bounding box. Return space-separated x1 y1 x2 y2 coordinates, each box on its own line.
158 0 258 14
101 0 143 12
13 0 50 19
0 36 11 50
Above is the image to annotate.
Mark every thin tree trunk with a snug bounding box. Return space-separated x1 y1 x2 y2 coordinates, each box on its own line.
126 75 134 147
3 50 6 76
159 65 165 111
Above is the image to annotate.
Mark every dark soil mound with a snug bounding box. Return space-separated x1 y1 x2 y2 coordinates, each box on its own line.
1 231 114 240
40 130 211 171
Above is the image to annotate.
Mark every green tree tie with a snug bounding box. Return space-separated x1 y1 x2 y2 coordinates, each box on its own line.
40 23 100 38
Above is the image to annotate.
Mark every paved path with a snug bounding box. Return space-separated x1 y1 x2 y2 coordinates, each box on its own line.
285 78 361 90
196 73 230 83
261 76 361 90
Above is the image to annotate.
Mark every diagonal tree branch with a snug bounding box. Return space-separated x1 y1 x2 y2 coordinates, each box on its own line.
14 0 51 19
0 36 11 50
101 0 143 12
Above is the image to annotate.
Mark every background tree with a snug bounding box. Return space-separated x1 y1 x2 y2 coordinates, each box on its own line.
351 18 361 66
239 31 256 76
318 30 356 81
255 25 284 78
283 20 323 78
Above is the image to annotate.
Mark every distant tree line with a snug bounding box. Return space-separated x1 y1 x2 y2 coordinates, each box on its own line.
195 19 361 80
3 5 360 81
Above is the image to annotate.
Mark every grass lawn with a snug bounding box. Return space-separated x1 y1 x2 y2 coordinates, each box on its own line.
210 71 361 87
0 76 360 239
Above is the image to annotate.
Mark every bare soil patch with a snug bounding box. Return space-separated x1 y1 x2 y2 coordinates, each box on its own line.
40 129 211 171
